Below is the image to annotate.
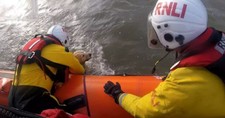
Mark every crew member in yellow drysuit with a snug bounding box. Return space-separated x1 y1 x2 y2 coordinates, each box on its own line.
8 25 84 113
104 0 225 117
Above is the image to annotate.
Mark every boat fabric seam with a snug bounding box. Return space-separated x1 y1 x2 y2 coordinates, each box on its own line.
83 71 91 117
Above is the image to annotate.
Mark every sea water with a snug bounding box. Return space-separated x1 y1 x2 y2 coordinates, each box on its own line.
0 0 225 75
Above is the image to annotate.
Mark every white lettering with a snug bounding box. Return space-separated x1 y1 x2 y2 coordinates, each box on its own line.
215 33 225 54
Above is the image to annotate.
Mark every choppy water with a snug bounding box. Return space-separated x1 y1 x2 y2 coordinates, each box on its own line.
0 0 225 75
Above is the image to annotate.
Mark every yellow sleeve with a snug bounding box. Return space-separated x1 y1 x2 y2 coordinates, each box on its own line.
119 83 169 118
41 44 85 74
119 67 225 118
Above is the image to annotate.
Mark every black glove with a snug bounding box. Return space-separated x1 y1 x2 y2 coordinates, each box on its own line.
104 81 124 104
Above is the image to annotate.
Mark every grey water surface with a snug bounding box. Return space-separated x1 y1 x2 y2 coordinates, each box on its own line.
0 0 225 75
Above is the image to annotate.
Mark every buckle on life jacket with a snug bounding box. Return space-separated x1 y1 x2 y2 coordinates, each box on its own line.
27 51 35 59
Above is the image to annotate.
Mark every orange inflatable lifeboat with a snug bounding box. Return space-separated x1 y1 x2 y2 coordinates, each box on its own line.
0 70 162 118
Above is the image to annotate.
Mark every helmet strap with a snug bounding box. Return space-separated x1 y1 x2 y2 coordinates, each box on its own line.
151 50 171 74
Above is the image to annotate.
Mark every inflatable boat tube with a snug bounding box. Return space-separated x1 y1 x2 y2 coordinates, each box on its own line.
0 70 162 118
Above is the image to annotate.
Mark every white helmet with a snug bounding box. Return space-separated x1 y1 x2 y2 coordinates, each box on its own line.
47 25 70 47
148 0 207 50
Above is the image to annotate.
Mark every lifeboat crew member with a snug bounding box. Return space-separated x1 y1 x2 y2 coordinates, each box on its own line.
8 25 85 114
104 0 225 117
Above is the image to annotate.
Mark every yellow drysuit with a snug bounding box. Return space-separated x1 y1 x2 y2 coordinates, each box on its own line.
9 44 84 113
119 67 225 118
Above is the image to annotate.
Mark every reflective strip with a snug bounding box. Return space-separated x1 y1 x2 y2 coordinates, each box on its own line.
170 61 180 70
29 39 41 50
118 93 127 105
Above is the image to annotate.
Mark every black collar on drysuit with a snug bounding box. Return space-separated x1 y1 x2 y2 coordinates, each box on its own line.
45 34 69 52
45 34 63 45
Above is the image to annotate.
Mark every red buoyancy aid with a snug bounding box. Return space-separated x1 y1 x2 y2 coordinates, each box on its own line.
15 34 68 84
171 28 225 82
16 34 62 64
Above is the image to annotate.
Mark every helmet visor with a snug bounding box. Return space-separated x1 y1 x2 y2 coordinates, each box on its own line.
147 13 163 49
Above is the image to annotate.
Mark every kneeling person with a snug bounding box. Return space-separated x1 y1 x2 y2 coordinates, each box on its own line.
8 25 85 114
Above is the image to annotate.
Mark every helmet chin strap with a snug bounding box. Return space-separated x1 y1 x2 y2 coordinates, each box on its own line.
151 46 171 74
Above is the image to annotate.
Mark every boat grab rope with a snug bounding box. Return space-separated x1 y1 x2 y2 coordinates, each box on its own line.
83 71 91 117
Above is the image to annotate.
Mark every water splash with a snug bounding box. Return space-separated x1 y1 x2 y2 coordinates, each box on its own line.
0 0 115 75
